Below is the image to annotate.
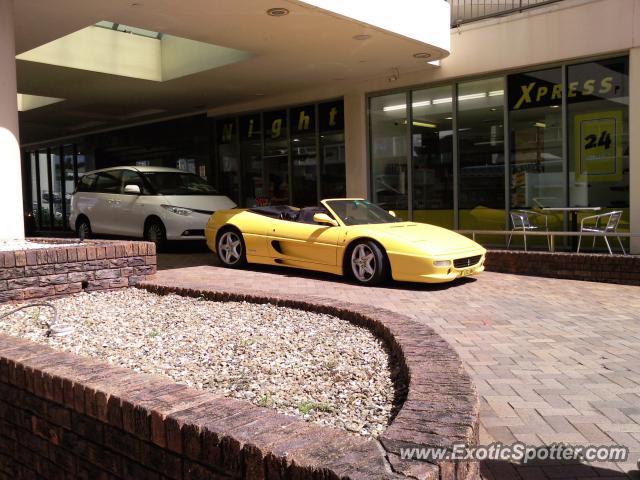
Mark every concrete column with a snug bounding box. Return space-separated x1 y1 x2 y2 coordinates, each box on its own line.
630 47 640 254
0 0 24 240
344 90 368 198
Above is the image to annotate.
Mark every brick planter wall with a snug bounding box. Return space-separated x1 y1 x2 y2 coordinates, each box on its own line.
0 285 479 480
0 239 157 303
485 249 640 285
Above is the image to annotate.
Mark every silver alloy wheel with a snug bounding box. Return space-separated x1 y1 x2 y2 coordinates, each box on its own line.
218 231 242 265
147 224 163 244
351 243 376 282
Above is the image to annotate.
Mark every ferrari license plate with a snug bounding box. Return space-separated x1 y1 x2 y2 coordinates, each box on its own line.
460 268 473 277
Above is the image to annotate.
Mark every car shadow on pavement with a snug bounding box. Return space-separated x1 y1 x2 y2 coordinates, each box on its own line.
157 251 478 291
481 458 638 480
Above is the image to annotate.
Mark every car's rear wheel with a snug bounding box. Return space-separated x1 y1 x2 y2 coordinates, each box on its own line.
76 217 91 240
144 219 166 250
349 241 388 285
217 229 246 268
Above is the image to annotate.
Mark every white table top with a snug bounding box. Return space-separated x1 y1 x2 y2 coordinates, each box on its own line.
541 207 602 212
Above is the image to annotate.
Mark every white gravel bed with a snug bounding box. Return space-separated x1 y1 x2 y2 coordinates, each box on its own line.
0 239 76 251
0 289 395 436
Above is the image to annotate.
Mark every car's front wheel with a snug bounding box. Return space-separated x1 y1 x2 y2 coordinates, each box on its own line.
217 229 246 268
76 217 92 240
144 219 166 250
349 240 388 286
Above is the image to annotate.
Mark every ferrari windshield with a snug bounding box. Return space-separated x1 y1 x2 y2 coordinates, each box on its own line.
325 200 401 226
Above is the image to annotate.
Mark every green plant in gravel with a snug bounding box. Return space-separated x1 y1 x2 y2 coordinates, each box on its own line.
323 358 338 370
297 401 333 415
148 329 161 338
258 393 273 407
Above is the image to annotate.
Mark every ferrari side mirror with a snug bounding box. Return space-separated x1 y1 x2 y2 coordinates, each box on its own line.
313 213 338 227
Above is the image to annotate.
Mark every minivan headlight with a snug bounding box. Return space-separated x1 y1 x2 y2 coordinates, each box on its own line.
433 260 451 267
161 204 193 216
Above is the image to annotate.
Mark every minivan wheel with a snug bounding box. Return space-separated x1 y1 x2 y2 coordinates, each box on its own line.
76 218 92 240
144 219 166 250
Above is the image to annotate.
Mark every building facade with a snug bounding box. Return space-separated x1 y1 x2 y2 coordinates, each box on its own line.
9 0 640 252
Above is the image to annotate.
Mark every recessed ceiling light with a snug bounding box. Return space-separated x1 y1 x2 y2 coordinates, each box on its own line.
413 52 431 59
353 34 371 41
267 7 289 16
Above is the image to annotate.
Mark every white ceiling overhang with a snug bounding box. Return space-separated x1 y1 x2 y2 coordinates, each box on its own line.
17 24 253 82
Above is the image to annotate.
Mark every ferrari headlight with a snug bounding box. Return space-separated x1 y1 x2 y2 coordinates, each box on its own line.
433 260 451 267
161 204 193 216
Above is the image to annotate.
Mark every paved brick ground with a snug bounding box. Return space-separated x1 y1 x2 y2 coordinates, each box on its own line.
151 253 640 479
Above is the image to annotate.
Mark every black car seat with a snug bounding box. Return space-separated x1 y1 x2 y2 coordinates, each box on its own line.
297 207 327 224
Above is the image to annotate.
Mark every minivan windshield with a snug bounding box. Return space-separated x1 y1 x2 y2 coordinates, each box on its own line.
325 199 402 226
142 172 218 196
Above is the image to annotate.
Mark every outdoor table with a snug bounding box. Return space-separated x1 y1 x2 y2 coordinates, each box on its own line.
542 207 602 250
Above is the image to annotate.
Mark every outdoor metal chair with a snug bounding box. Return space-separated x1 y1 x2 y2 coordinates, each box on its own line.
577 210 626 255
507 210 550 252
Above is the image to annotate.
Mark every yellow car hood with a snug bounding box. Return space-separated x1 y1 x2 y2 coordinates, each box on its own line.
351 222 482 256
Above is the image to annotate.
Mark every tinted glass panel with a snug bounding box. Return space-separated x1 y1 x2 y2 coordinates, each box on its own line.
217 118 239 203
321 132 345 199
370 93 409 214
143 172 218 195
458 77 506 231
264 110 289 205
509 68 563 208
319 100 344 133
412 85 454 228
567 57 629 239
291 105 317 206
76 174 96 192
121 170 150 194
95 171 123 193
239 114 263 206
38 151 51 228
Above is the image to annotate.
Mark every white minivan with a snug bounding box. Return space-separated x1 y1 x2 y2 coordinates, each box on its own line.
69 166 236 245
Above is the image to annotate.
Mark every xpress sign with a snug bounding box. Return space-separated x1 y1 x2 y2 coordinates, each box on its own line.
508 59 628 110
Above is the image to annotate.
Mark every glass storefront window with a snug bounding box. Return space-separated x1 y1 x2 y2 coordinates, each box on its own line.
38 150 51 229
412 85 454 228
50 148 65 228
263 110 290 205
320 132 345 199
370 93 409 215
30 152 39 229
508 67 564 238
319 100 346 199
291 105 317 206
216 118 239 204
458 77 506 231
367 57 629 248
567 57 630 235
63 145 75 226
239 114 263 206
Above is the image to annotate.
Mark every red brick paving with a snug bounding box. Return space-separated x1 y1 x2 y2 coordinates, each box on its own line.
149 253 640 479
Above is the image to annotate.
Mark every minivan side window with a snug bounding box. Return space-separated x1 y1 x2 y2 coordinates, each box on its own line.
121 170 150 195
94 171 123 193
76 174 97 193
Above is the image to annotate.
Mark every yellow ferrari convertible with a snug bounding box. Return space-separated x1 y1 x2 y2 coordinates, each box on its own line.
205 199 486 285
